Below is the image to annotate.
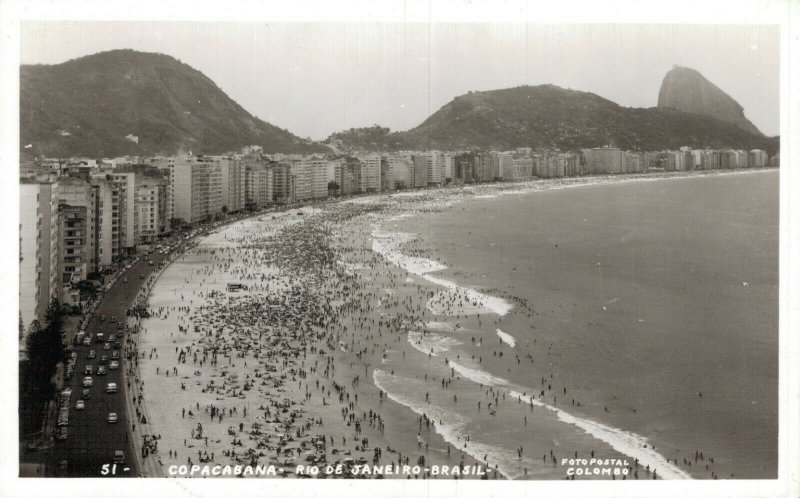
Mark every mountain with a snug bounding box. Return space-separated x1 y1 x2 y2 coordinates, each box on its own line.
20 49 327 157
657 65 763 136
327 84 777 155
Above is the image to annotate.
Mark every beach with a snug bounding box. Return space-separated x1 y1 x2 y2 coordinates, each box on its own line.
134 169 778 480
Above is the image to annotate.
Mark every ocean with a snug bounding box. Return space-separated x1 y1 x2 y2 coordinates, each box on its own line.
377 170 778 479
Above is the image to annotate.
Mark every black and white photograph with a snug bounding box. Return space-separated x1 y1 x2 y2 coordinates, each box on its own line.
2 1 798 497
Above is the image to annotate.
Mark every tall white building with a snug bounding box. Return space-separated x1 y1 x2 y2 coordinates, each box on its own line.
291 159 329 201
19 180 60 337
498 152 515 180
169 158 217 224
245 161 273 208
219 158 246 213
135 179 167 244
359 155 382 193
389 156 413 189
109 172 137 251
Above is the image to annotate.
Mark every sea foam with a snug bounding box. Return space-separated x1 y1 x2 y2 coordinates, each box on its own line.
496 328 516 347
372 225 512 317
448 362 690 479
373 369 530 479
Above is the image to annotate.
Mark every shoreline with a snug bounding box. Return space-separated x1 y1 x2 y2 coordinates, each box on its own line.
131 167 776 479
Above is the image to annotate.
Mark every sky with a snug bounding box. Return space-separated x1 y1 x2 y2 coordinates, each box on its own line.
20 22 780 140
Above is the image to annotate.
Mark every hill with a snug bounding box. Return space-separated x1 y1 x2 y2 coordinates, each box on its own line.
657 66 763 136
327 85 777 154
20 49 327 157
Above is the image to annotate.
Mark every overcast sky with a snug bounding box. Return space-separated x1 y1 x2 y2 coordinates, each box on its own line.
21 22 779 139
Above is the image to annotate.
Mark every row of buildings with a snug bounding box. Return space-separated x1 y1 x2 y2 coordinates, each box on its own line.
19 144 777 336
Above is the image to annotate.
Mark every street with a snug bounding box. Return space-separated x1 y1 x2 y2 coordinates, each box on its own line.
51 249 170 477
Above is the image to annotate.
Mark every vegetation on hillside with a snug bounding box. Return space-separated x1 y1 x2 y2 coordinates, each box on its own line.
327 85 778 154
21 49 328 157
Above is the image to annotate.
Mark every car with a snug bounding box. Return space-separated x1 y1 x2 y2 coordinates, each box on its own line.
84 365 93 375
111 351 119 359
100 355 108 364
148 260 154 266
81 389 92 400
56 427 68 441
113 450 125 464
140 273 145 279
109 333 116 342
97 366 107 376
88 349 96 359
107 412 118 423
110 316 117 323
109 360 119 370
106 383 117 394
113 341 121 350
95 333 104 344
82 376 93 387
123 277 128 283
99 315 106 322
75 400 85 410
83 337 92 346
116 323 123 330
103 342 111 351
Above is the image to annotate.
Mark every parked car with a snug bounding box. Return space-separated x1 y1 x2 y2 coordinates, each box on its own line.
106 383 117 394
109 360 119 370
97 366 107 376
100 355 108 364
113 450 125 464
107 412 118 423
88 349 96 359
81 389 92 400
82 376 93 387
84 365 93 375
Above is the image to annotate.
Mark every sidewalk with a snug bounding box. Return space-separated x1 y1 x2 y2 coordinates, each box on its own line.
123 252 177 477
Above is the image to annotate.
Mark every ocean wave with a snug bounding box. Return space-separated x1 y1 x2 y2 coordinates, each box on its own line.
496 329 516 347
407 331 461 356
371 226 513 317
447 361 690 480
372 369 529 479
509 391 690 480
424 275 513 316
